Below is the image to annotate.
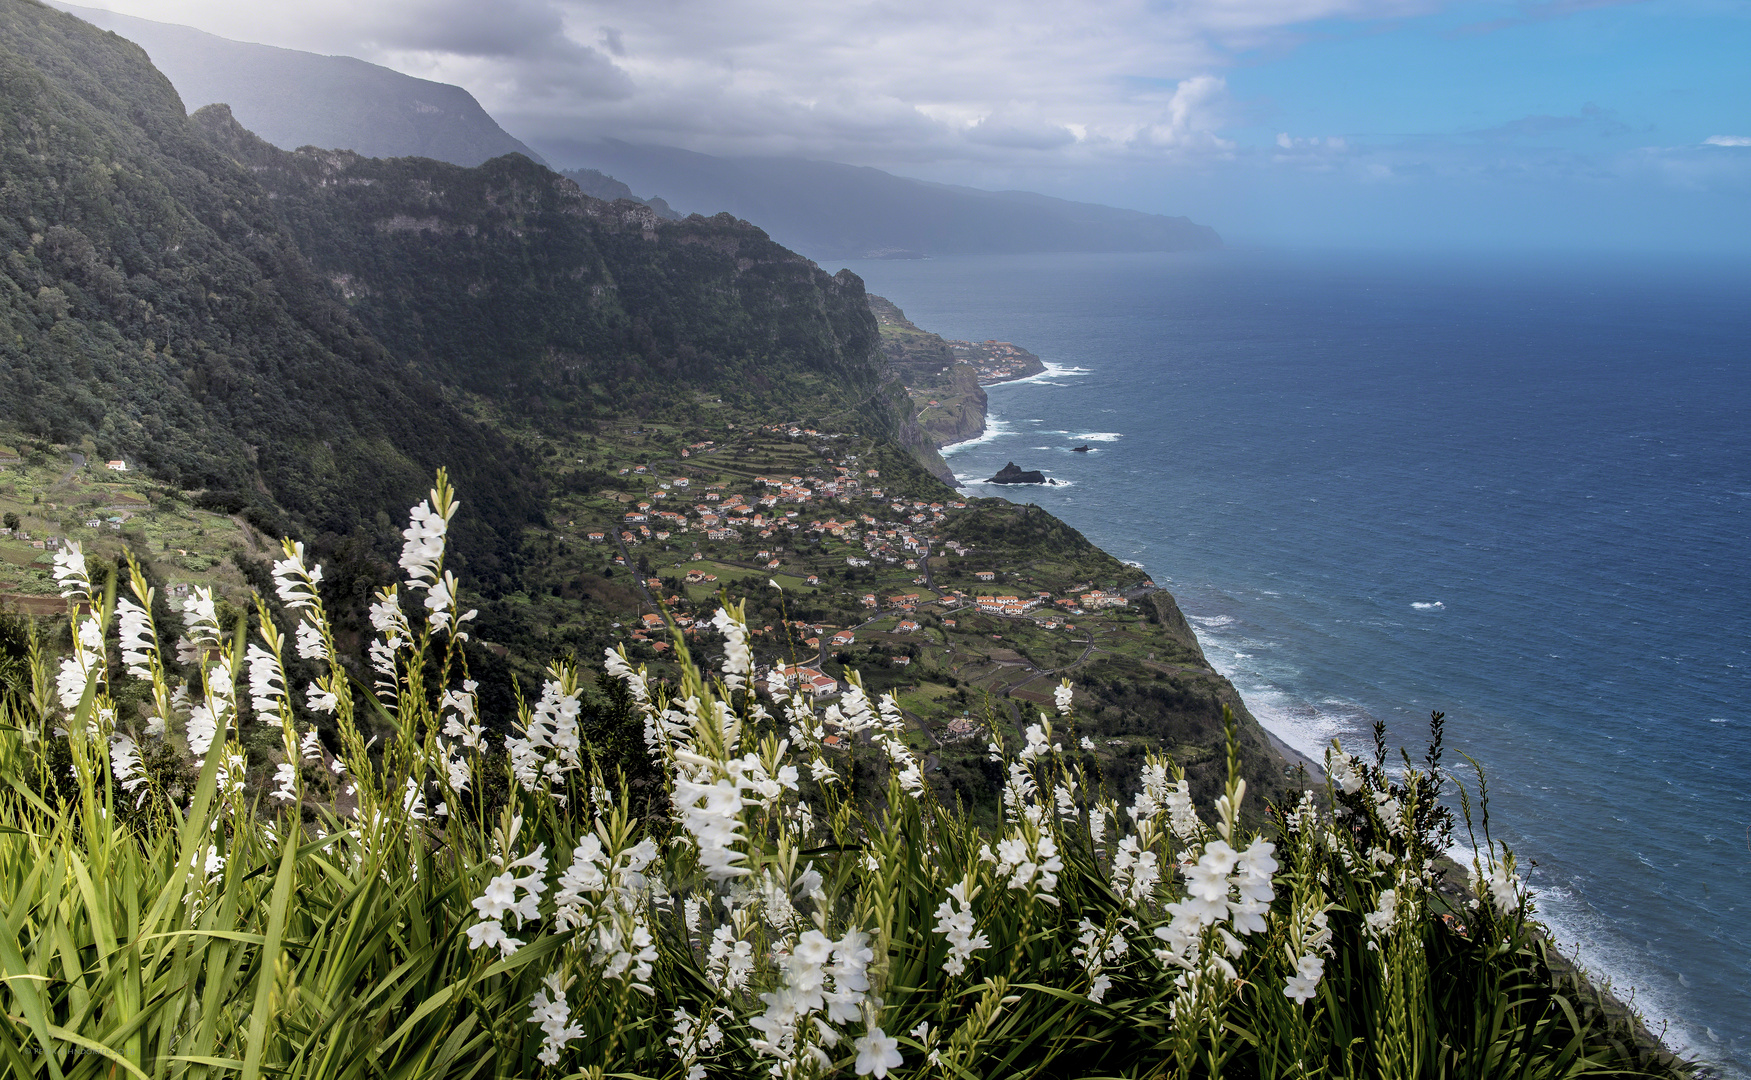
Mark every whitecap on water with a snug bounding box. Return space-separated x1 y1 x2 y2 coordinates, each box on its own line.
1411 601 1444 610
1074 432 1123 442
1001 362 1090 386
941 416 1016 454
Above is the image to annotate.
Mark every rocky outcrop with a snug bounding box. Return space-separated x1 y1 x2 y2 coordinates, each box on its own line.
987 462 1048 484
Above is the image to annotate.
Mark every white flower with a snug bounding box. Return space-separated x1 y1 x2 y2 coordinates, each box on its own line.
1488 863 1522 916
1111 835 1160 908
270 762 299 803
245 644 288 726
1327 746 1365 795
56 655 92 711
464 918 520 956
51 542 93 599
1285 953 1325 1004
706 925 756 990
1471 851 1524 917
306 682 339 715
1227 839 1278 934
186 705 218 757
271 541 323 610
116 598 154 678
473 872 520 921
425 570 477 636
110 734 147 797
1080 736 1096 751
181 587 223 646
400 497 450 588
854 1027 903 1078
529 974 586 1066
1054 680 1074 715
294 620 326 662
710 608 753 689
932 881 989 976
1364 889 1399 943
672 768 752 881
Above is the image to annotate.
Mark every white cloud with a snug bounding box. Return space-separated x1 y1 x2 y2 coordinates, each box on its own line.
1703 135 1751 147
79 0 1432 172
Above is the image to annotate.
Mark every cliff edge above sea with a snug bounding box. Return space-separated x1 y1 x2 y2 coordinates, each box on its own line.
869 294 1045 448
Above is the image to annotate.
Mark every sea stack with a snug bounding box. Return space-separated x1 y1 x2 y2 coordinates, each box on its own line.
987 462 1048 484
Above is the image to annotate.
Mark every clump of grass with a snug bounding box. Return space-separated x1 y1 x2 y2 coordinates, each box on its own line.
0 471 1689 1079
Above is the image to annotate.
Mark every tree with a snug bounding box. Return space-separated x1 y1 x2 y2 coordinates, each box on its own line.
2 512 18 532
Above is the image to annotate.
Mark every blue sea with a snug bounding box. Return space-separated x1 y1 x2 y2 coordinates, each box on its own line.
840 249 1751 1075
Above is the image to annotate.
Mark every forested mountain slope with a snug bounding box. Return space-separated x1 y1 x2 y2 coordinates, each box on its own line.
190 106 941 470
0 0 543 587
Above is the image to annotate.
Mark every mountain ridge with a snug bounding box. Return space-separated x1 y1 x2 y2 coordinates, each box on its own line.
545 138 1222 261
48 0 545 168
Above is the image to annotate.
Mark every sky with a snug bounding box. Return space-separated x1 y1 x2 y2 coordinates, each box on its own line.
74 0 1751 250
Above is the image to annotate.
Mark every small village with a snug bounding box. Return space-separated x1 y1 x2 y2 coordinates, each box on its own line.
541 418 1169 751
0 418 1188 772
947 338 1046 382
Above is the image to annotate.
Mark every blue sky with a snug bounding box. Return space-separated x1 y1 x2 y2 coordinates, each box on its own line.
85 0 1751 250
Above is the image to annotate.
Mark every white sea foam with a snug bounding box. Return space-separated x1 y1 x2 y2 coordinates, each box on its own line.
955 476 1077 490
1074 432 1123 442
941 415 1015 454
1180 609 1361 763
1123 559 1144 568
1532 886 1724 1073
1411 601 1445 610
1189 614 1235 628
998 361 1090 386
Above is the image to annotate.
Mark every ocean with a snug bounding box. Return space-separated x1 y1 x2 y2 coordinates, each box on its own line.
839 248 1751 1075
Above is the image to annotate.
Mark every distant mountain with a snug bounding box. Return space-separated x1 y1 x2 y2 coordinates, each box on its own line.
541 139 1221 261
562 168 680 220
48 1 544 167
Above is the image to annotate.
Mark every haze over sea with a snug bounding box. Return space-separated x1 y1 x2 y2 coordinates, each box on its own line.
842 249 1751 1075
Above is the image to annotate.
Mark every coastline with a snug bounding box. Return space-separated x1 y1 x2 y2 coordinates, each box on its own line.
906 303 1706 1078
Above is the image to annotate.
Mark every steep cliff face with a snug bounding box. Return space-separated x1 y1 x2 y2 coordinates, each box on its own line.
191 106 951 480
868 294 988 454
917 363 987 447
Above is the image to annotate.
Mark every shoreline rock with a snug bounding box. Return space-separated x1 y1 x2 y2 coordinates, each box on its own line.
987 461 1048 484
